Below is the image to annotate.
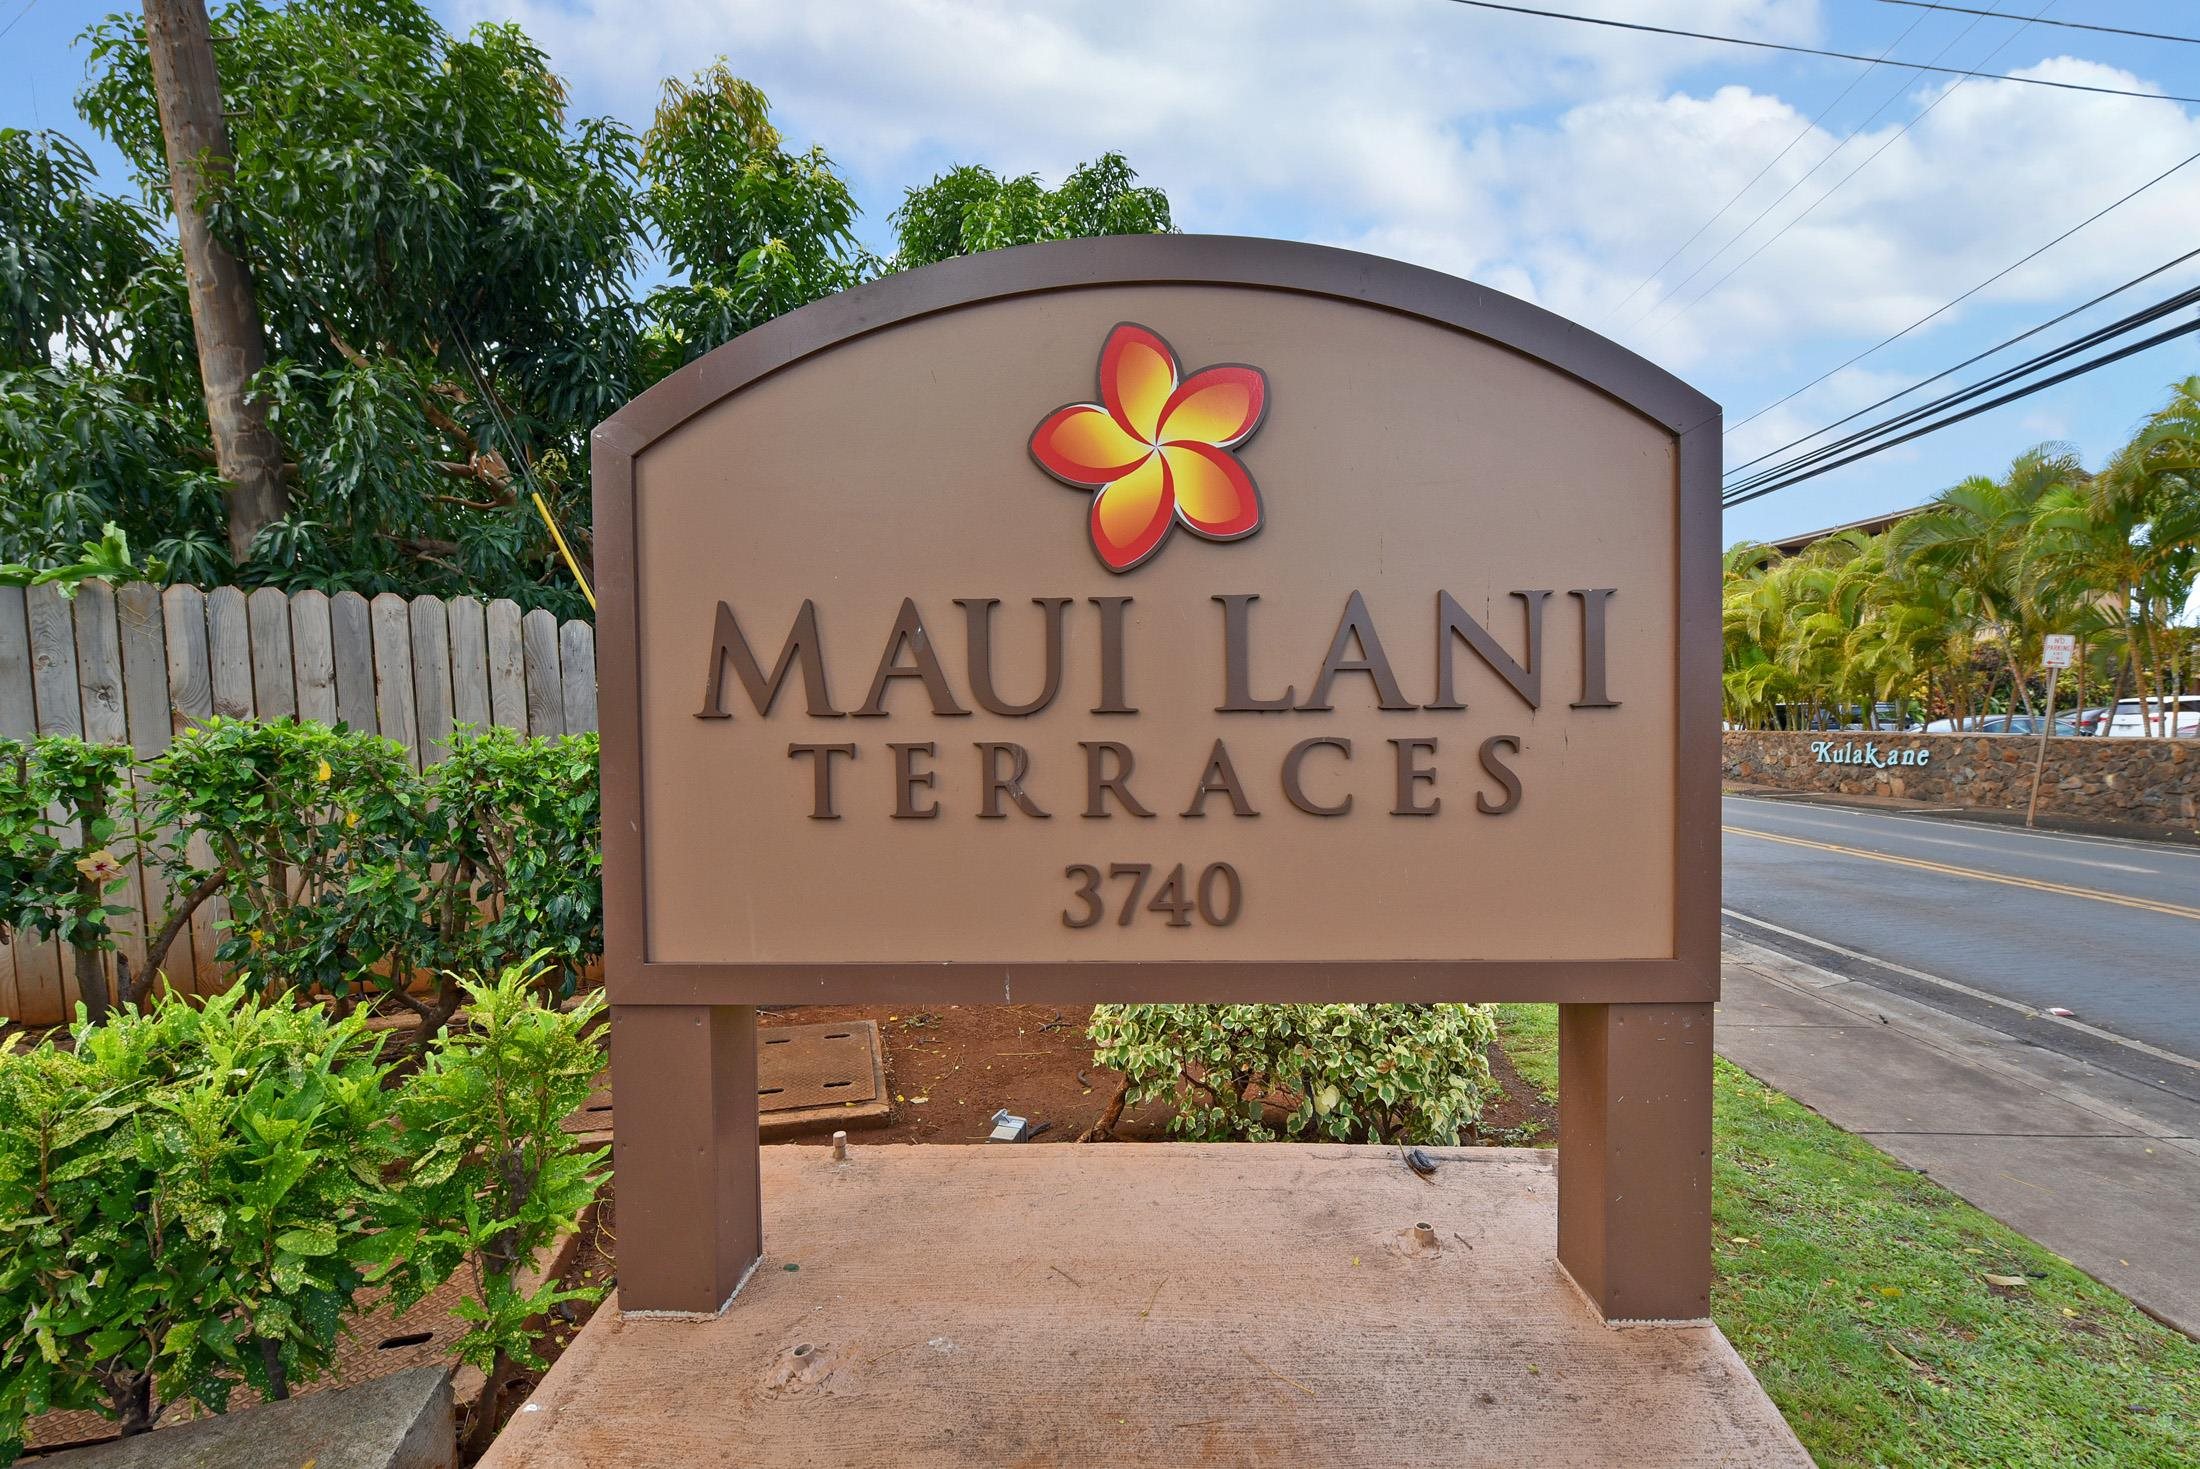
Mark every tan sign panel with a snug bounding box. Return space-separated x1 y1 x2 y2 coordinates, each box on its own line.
596 237 1719 1005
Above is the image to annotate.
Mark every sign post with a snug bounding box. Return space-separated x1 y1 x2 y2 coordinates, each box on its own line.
593 236 1721 1323
2027 634 2075 827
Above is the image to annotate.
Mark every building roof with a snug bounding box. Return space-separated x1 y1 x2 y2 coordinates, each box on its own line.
1764 505 1930 557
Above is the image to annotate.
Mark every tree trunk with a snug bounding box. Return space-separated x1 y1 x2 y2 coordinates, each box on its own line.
462 1347 519 1458
2075 643 2088 733
71 935 111 1024
1080 1076 1130 1142
134 868 225 1002
115 1373 154 1436
258 1336 290 1401
143 0 287 561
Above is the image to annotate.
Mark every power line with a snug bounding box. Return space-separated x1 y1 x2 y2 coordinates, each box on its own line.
1625 1 2041 332
1724 315 2200 507
1872 0 2200 46
0 0 43 44
1598 5 1935 325
1643 6 2045 329
1726 247 2200 479
1438 1 2200 105
1723 283 2200 498
1722 312 2200 508
1726 144 2200 433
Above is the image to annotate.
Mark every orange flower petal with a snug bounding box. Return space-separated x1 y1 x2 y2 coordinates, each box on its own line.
1163 442 1261 540
1030 403 1152 486
1090 452 1174 571
1159 365 1266 448
1100 323 1178 443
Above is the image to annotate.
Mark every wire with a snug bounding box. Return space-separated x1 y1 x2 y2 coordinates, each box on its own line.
1723 284 2200 497
1872 1 2200 46
1723 315 2200 507
1623 1 2039 332
1726 247 2200 479
1599 5 1935 325
445 315 597 609
1728 292 2200 499
0 0 42 43
1726 144 2200 433
1437 1 2200 105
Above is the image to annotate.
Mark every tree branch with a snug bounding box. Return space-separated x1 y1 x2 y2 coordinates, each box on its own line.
134 869 228 1003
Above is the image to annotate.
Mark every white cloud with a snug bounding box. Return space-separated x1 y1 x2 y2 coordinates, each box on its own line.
464 0 1827 237
461 0 2200 421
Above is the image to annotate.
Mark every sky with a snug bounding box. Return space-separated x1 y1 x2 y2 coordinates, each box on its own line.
5 0 2199 549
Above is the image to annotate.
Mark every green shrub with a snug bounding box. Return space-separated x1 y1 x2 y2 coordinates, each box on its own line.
0 737 136 1020
0 989 398 1452
378 957 607 1455
429 728 602 998
1087 1003 1500 1144
0 719 606 1030
144 718 432 1006
0 973 607 1462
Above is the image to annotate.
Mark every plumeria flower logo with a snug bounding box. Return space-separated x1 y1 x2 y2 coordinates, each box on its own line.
1029 323 1268 572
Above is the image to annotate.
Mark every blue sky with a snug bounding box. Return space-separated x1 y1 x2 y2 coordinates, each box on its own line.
6 1 2199 549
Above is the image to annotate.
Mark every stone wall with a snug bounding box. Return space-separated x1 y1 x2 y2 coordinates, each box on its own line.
1721 730 2199 831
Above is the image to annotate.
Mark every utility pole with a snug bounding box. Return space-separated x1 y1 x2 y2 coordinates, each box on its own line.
143 0 287 562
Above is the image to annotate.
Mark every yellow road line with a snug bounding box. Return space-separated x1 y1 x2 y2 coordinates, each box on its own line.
1723 825 2200 922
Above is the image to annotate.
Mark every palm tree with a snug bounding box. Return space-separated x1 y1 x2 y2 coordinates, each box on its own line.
1892 445 2084 720
2024 385 2200 734
1719 379 2199 739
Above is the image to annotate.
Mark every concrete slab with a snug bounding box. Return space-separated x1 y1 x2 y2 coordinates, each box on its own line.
1855 1133 2200 1337
1715 976 1864 1028
1725 942 2200 1146
483 1145 1807 1469
34 1365 452 1469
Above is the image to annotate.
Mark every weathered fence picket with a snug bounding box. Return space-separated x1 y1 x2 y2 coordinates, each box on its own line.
0 584 597 1024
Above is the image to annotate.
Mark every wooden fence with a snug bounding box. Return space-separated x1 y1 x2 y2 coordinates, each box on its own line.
0 582 598 1026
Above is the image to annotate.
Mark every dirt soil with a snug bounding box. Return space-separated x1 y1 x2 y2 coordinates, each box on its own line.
762 1002 1178 1144
762 1001 1557 1148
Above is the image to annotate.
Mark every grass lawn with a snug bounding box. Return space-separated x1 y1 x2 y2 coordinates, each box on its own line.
1490 1004 2199 1469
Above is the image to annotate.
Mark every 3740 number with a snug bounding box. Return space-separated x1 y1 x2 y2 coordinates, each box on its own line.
1062 862 1242 929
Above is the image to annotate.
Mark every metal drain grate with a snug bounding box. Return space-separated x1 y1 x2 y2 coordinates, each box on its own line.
758 1020 882 1112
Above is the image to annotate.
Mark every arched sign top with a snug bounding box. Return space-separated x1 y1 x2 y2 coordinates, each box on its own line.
595 234 1716 460
593 233 1720 1009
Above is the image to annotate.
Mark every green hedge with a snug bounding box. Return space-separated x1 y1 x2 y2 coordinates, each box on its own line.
1089 1003 1499 1143
2 719 601 1031
0 962 605 1459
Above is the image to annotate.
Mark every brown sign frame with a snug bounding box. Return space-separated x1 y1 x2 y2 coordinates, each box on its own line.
597 238 1721 1326
593 234 1722 1010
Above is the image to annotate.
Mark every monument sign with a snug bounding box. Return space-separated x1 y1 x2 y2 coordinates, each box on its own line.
595 236 1720 1322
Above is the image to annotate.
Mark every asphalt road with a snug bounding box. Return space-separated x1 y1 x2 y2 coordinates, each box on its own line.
1722 794 2200 1099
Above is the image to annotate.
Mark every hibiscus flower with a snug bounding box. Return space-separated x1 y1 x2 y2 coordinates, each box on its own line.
1029 322 1268 572
73 848 125 885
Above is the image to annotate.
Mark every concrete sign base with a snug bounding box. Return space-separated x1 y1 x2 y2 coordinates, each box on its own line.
484 1144 1805 1468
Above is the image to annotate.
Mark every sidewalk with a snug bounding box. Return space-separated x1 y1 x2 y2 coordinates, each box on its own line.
1715 934 2200 1337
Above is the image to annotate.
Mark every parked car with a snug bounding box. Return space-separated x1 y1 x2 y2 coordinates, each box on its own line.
1923 714 2045 734
2103 696 2200 739
2053 707 2111 737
